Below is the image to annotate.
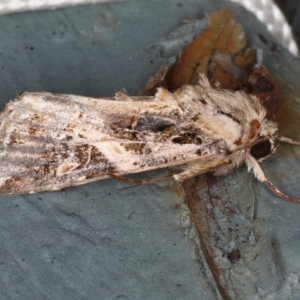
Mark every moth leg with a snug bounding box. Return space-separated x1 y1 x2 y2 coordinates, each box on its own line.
109 158 230 187
173 157 231 182
114 91 133 102
142 64 169 96
245 153 300 203
109 172 174 185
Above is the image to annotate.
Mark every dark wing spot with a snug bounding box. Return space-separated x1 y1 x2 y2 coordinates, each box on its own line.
74 144 90 165
74 144 113 169
134 116 174 132
90 146 110 164
122 142 145 154
110 116 139 130
195 149 202 155
172 132 202 145
85 147 116 179
32 164 52 176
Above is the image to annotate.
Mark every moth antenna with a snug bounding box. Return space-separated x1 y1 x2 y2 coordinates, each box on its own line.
276 135 300 146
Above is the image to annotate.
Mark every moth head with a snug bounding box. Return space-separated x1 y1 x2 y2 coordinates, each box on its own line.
244 124 300 204
248 119 278 162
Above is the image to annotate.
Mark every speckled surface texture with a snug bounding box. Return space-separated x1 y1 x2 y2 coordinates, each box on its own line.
0 1 300 299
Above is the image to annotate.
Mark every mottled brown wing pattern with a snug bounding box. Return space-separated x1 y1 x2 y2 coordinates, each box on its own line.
0 91 221 195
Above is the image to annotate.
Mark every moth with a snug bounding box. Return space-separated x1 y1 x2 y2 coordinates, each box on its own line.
0 74 299 202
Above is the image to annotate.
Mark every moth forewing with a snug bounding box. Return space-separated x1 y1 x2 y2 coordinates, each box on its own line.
0 74 299 203
0 83 210 195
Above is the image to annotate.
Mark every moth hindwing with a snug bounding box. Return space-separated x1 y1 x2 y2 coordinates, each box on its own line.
0 74 299 203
